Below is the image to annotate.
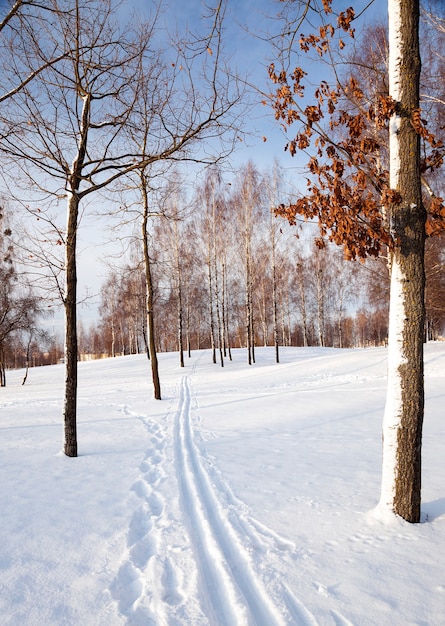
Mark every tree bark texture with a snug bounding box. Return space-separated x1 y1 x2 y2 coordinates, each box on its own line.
380 0 425 522
63 191 79 457
177 280 185 368
63 87 91 457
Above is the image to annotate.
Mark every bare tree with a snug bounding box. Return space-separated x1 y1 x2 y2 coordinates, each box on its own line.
262 161 287 362
235 162 261 364
0 0 243 456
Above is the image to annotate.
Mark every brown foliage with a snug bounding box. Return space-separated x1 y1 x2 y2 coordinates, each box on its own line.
269 6 445 260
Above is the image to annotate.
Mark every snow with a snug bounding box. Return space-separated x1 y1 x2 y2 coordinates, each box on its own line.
1 344 444 625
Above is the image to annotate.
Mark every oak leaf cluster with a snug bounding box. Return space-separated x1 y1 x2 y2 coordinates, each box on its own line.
269 2 444 260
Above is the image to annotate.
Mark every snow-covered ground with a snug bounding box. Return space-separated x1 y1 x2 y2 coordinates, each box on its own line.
1 344 444 625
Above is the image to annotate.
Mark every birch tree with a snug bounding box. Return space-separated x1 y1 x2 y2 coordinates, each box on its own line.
379 0 425 522
263 162 286 362
235 162 261 364
268 0 444 521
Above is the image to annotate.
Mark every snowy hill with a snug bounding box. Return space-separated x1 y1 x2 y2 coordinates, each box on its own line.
1 345 444 625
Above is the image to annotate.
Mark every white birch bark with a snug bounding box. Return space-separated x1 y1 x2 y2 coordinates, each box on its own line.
378 0 425 521
378 0 404 513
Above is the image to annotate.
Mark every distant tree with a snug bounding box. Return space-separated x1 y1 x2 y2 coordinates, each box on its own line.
328 247 363 348
164 182 187 369
263 161 287 362
307 242 330 347
199 168 227 366
235 162 262 364
99 273 121 358
20 327 52 385
0 207 44 386
425 236 445 338
292 251 310 346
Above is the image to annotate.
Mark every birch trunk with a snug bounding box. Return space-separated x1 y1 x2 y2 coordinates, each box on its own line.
174 220 185 369
379 0 425 523
207 238 217 364
211 197 224 368
316 265 325 347
271 231 280 363
297 262 309 347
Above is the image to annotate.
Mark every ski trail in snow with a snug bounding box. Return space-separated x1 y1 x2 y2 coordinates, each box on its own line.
331 609 355 626
175 375 285 626
283 584 320 626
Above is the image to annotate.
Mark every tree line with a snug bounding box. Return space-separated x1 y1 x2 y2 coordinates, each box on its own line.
75 161 443 366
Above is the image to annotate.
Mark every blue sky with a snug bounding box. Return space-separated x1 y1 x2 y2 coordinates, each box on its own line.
126 0 388 170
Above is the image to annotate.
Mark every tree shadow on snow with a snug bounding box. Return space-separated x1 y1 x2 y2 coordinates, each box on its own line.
422 497 445 521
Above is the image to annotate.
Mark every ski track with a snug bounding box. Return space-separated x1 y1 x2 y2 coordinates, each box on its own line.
108 367 354 626
175 375 288 626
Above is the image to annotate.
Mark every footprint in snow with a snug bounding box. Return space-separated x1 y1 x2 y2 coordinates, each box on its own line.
110 561 143 613
131 478 152 500
148 491 164 517
150 434 163 450
145 467 162 486
144 447 164 465
128 506 153 547
161 556 184 607
130 533 156 570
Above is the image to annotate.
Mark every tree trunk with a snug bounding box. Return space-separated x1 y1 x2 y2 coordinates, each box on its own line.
316 265 324 347
144 242 161 399
246 237 254 365
337 292 345 349
379 0 425 523
246 279 252 364
297 262 309 347
222 260 232 361
63 88 91 456
185 277 191 358
141 174 161 400
0 345 5 387
21 336 33 385
207 241 217 364
173 218 185 368
177 279 185 368
211 199 224 368
272 238 279 363
63 191 79 457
